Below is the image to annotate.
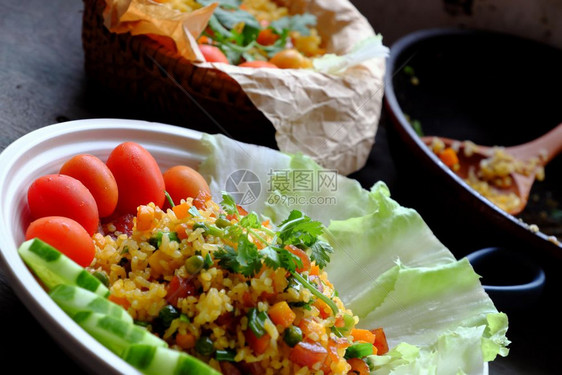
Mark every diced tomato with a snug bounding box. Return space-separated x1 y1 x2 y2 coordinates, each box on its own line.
102 213 135 236
245 329 270 355
166 275 197 306
220 362 242 375
215 312 241 335
226 205 249 221
347 358 370 375
370 327 389 355
241 290 254 308
192 190 211 210
289 340 328 368
237 361 264 375
313 298 332 319
284 244 311 273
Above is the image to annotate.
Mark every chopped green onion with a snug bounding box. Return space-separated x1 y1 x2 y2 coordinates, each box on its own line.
149 232 179 248
158 305 180 328
193 223 225 238
215 349 236 362
247 308 268 338
215 216 232 228
189 206 202 217
195 336 215 356
203 253 213 269
290 272 338 315
344 342 374 359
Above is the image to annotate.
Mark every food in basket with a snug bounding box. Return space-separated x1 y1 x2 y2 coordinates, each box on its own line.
17 135 510 374
158 0 325 67
86 0 389 175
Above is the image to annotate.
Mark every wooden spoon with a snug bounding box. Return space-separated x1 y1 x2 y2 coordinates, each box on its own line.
422 123 562 215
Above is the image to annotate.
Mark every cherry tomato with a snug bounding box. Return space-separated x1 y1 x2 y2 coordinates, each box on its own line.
199 44 229 64
27 174 99 235
256 28 279 46
162 165 211 206
60 154 118 218
106 142 166 214
238 60 279 69
269 49 312 69
25 216 96 267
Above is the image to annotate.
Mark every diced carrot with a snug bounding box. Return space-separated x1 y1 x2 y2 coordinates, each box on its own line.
309 264 320 276
175 223 189 240
176 332 196 350
347 358 370 375
108 294 130 310
261 219 270 228
136 205 155 231
351 329 376 344
285 244 311 273
438 147 459 168
370 328 389 355
245 329 270 355
268 301 296 328
172 202 190 219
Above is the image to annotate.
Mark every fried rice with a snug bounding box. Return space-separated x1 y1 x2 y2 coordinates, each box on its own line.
88 195 376 374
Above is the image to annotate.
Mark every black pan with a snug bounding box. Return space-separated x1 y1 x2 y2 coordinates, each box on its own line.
383 28 562 264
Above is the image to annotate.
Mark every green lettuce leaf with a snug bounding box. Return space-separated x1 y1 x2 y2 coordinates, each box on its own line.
197 133 510 374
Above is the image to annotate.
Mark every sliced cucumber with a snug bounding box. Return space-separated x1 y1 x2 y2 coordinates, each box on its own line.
49 284 132 324
18 238 109 297
123 344 220 375
72 311 167 357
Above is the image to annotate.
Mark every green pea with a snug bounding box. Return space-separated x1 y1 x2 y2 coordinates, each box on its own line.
283 326 303 347
185 255 205 275
215 349 236 362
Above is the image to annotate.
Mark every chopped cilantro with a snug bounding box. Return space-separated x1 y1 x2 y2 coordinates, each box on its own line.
270 14 317 36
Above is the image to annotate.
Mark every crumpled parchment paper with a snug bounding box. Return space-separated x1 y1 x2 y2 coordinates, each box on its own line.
102 0 385 175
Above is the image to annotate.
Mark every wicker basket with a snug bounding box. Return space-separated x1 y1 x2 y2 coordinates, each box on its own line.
81 0 277 148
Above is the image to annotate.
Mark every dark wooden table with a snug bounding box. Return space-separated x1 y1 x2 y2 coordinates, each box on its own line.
0 0 559 373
